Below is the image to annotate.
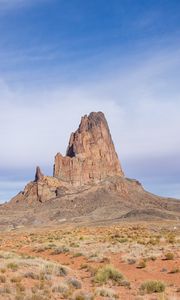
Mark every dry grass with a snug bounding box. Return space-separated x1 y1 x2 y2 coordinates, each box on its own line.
0 222 179 299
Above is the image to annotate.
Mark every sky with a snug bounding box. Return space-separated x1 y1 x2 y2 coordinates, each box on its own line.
0 0 180 203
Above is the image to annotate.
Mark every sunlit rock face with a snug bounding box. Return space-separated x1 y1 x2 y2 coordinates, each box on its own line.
53 112 124 186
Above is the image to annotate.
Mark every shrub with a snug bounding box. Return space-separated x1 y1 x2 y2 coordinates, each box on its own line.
94 264 124 285
167 234 175 244
52 246 69 255
35 245 48 253
43 263 54 274
73 252 83 257
140 280 165 294
148 238 159 245
55 265 68 277
24 272 39 280
52 282 69 293
72 290 94 300
67 277 82 289
0 268 6 273
80 264 88 270
7 262 18 271
120 280 131 288
150 256 157 261
118 238 128 243
95 287 118 297
11 276 22 283
127 258 136 265
165 252 174 260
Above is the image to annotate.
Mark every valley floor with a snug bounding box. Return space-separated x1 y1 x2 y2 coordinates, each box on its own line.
0 221 179 300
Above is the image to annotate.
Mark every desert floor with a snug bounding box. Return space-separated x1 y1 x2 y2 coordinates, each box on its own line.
0 221 179 300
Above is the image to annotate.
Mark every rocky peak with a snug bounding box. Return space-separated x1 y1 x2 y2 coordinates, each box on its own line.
35 166 44 182
10 112 125 205
54 112 124 186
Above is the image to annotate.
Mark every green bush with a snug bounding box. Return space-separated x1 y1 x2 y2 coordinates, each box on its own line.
94 264 124 284
140 280 165 294
7 262 18 271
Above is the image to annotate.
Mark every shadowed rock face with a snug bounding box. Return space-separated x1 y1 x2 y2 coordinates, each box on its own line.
53 112 124 186
35 166 44 182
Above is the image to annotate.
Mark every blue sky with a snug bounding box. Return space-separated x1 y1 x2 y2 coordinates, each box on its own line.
0 0 180 202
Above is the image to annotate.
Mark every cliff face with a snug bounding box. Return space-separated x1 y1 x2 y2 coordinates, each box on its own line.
53 112 124 186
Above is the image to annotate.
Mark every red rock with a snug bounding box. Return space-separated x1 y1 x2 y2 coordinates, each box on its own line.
53 112 124 186
10 111 125 204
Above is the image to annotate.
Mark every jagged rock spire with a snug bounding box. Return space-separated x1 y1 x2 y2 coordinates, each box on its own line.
35 166 44 182
54 111 124 186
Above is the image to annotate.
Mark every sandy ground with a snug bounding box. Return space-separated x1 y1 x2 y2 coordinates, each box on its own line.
0 221 179 300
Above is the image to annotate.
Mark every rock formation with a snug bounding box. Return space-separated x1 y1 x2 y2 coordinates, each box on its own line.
35 166 44 182
54 112 124 186
10 111 125 204
6 111 180 224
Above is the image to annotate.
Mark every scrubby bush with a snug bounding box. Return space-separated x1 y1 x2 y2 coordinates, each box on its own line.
52 246 69 255
24 272 39 280
52 282 69 293
140 280 165 294
95 287 118 297
150 256 157 261
127 258 136 265
7 262 18 271
67 277 82 289
94 264 124 285
72 290 94 300
73 252 83 257
55 265 68 277
165 252 174 260
167 233 175 244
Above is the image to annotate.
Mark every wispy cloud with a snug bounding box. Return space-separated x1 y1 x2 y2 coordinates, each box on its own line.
0 46 179 167
0 32 180 202
0 0 49 11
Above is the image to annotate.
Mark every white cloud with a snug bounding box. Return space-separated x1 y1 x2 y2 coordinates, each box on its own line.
0 45 180 200
0 57 179 166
